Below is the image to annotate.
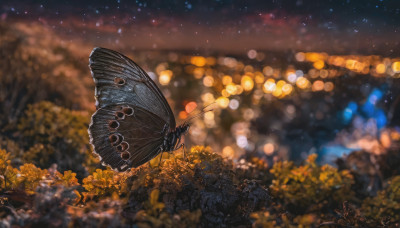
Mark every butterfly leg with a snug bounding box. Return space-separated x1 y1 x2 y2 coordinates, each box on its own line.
182 143 188 162
180 143 193 170
174 135 186 160
174 142 190 165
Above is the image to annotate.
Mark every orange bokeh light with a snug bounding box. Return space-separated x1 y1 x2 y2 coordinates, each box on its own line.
313 60 325 70
185 101 197 113
392 61 400 73
190 56 206 67
179 111 188 120
296 77 310 89
312 80 324 91
376 63 386 74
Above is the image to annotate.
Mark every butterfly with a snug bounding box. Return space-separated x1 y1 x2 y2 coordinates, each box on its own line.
88 47 190 172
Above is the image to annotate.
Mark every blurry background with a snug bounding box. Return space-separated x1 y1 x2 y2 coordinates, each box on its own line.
1 0 400 174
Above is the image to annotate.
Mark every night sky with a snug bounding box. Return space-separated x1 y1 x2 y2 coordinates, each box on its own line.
1 0 400 55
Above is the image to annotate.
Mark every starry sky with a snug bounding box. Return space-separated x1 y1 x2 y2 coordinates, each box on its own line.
1 0 400 55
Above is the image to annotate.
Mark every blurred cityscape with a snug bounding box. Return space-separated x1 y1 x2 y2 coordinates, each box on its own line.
147 45 400 166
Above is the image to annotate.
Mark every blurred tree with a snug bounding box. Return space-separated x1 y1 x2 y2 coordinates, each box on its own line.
0 22 91 136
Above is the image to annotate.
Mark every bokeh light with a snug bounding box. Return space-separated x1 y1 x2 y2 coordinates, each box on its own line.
159 70 173 85
282 84 293 95
313 60 325 70
295 52 305 62
226 83 238 95
179 111 188 120
185 101 197 113
216 96 229 108
312 80 324 91
236 135 248 148
392 61 400 73
222 75 233 85
229 99 240 110
201 92 215 104
263 66 273 76
324 82 334 92
296 77 310 89
203 75 214 87
193 67 204 79
241 76 254 91
263 79 276 93
191 56 206 67
376 63 386 74
247 49 257 59
222 146 234 158
263 143 275 156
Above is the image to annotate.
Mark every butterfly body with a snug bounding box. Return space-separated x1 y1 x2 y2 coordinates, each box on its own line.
162 123 190 152
88 47 188 171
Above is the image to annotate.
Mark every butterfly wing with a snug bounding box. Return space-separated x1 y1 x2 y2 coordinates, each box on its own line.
89 47 176 128
89 104 168 171
88 47 176 170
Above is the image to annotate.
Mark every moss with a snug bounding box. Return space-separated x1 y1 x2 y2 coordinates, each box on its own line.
0 148 18 190
0 148 80 194
2 142 400 227
362 175 400 225
270 154 354 215
0 136 24 165
17 101 96 177
124 146 270 227
82 168 130 202
250 211 280 228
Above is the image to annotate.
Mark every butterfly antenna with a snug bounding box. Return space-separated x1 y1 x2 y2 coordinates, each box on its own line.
183 109 213 125
202 101 216 111
183 102 216 125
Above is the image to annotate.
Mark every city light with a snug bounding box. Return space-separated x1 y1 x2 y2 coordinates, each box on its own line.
159 70 173 85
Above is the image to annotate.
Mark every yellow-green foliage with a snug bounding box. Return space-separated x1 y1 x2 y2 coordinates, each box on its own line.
0 137 24 161
56 170 80 187
0 148 18 190
293 214 318 227
250 211 279 228
3 142 400 227
18 101 88 147
362 175 400 224
17 164 49 194
270 154 354 212
80 146 232 227
0 148 79 194
236 156 271 184
129 146 231 192
17 101 96 175
80 151 206 227
82 168 129 201
72 146 236 204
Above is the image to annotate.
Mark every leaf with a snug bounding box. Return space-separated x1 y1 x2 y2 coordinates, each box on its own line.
150 189 160 207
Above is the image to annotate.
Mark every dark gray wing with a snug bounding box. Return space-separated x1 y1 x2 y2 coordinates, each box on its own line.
89 104 167 171
89 47 176 128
